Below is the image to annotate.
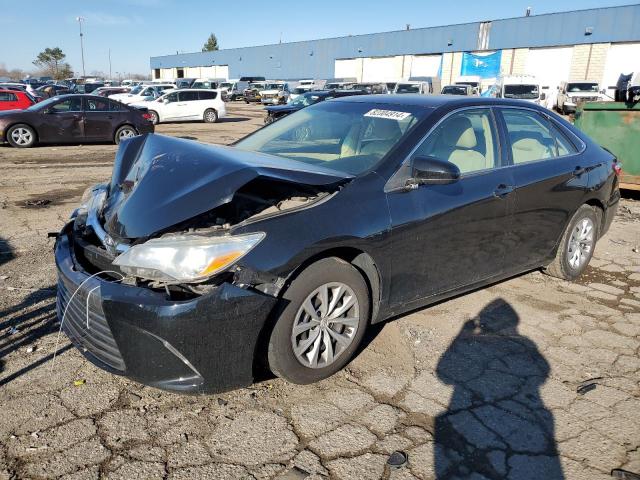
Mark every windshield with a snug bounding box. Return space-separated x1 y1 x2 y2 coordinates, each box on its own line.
249 83 267 90
395 84 420 94
324 83 339 89
220 82 233 89
442 86 467 95
265 83 284 90
290 93 323 107
235 102 426 175
457 82 479 88
129 85 143 95
504 84 539 99
567 83 598 93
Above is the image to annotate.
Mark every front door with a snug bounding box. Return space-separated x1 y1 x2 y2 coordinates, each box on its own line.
38 97 84 143
386 107 515 306
497 107 589 269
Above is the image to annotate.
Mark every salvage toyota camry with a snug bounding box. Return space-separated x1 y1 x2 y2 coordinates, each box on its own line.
55 95 620 393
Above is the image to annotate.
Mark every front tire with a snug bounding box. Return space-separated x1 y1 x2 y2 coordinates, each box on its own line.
203 108 218 123
268 257 370 384
544 204 599 280
7 124 37 148
148 110 159 125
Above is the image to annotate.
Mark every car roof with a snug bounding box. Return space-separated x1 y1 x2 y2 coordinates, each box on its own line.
330 94 545 109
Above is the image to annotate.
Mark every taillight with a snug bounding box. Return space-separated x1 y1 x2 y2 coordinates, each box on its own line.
613 161 623 177
142 113 152 121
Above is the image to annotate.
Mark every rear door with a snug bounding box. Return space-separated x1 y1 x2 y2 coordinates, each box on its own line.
386 107 516 306
83 97 113 140
497 107 589 269
176 90 200 120
38 97 84 142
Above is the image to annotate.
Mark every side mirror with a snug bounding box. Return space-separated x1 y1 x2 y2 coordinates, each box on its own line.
411 156 460 185
540 92 547 101
600 89 606 94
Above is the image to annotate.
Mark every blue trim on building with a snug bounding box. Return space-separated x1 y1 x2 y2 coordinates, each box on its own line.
150 4 640 79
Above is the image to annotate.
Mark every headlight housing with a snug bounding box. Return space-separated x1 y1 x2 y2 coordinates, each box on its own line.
113 232 265 283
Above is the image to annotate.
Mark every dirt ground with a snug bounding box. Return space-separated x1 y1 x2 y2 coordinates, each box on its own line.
0 103 639 480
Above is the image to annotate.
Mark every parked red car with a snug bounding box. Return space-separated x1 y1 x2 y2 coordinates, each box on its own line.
0 89 34 111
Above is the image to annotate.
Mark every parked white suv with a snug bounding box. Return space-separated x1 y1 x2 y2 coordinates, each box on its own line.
556 81 603 114
110 84 174 104
491 75 546 106
133 89 226 124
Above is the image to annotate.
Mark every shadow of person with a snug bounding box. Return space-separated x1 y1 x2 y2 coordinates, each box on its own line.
434 298 564 480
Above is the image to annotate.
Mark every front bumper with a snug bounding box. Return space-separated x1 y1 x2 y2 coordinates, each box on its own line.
55 224 278 393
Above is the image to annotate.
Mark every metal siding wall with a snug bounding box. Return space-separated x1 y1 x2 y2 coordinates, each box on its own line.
150 5 640 79
490 5 640 49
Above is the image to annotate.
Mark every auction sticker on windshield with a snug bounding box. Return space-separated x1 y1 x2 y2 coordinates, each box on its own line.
364 109 411 120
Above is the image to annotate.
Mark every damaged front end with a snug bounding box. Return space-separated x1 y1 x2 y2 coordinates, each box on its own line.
56 134 352 392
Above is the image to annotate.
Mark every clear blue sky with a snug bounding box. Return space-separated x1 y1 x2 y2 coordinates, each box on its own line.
0 0 632 76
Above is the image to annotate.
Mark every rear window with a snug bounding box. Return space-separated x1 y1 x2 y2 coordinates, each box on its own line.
198 91 218 100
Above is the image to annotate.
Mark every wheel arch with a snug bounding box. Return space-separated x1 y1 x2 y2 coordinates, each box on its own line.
282 247 382 324
584 198 605 237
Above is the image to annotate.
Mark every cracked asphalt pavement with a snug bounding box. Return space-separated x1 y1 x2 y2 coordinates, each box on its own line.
1 103 639 480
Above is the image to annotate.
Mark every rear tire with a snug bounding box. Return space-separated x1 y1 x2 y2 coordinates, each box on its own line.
268 257 370 384
544 204 600 280
114 125 138 145
7 124 37 148
203 108 218 123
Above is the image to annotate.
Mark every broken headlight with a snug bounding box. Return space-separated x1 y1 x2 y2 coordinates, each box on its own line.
112 232 265 283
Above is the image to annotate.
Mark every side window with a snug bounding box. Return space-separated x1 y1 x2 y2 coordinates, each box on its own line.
109 100 128 112
549 122 578 156
502 109 572 164
85 98 110 111
198 91 217 100
179 91 199 102
0 92 16 101
50 97 82 113
413 108 499 174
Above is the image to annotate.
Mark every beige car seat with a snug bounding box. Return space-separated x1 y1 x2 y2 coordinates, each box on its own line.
434 116 487 173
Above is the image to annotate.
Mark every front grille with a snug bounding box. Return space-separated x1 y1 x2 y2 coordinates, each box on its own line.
57 274 125 372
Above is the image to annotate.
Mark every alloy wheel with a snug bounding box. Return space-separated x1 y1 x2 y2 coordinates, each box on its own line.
291 282 359 369
204 110 217 123
10 128 33 146
567 218 594 269
118 127 136 140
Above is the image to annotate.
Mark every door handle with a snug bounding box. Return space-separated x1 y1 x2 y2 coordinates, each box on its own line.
573 166 587 177
493 184 515 198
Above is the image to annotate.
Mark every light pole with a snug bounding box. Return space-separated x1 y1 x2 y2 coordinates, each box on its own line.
76 16 86 78
108 48 112 80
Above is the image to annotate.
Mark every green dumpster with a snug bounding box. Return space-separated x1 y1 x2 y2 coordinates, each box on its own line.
574 101 640 190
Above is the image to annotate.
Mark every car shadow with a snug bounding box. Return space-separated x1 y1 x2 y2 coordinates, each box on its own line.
433 298 564 479
0 285 59 383
0 236 14 267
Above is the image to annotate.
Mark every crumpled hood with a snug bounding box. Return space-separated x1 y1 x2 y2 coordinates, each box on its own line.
102 134 352 239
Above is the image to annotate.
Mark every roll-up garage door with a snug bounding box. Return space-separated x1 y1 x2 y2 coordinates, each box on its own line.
334 58 361 80
525 47 573 92
362 56 404 82
410 55 442 78
602 43 640 96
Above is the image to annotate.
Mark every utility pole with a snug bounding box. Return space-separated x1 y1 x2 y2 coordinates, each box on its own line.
76 16 86 78
108 48 112 80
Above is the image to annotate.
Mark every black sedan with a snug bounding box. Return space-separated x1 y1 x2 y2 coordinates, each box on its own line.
264 89 366 123
0 94 154 148
55 95 619 393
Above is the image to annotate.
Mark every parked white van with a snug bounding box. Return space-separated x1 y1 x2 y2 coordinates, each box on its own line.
133 89 226 124
455 75 482 94
556 81 604 114
491 75 546 105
